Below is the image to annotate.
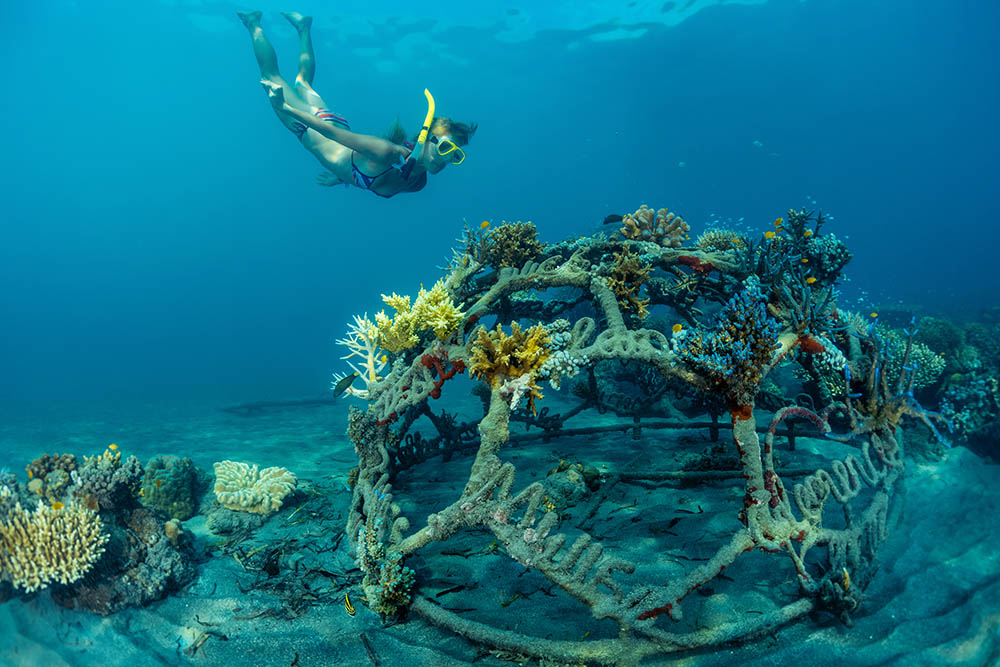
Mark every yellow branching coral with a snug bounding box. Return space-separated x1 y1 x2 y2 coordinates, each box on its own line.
607 248 651 319
375 294 420 353
375 279 464 352
213 461 297 515
0 494 109 593
470 322 551 413
621 205 690 247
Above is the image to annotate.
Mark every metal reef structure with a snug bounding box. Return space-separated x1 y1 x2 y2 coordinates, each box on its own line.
339 208 940 665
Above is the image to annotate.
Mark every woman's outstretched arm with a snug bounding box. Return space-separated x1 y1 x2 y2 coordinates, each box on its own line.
263 80 406 162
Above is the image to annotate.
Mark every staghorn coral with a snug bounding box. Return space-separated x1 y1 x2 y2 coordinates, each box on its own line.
607 247 651 319
620 205 690 247
484 220 546 269
0 492 109 593
336 314 387 398
470 322 551 414
213 460 296 515
374 279 465 353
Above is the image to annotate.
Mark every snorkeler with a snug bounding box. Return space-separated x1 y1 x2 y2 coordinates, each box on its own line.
237 11 476 198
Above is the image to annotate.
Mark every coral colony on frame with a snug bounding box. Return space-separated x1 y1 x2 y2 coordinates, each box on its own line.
333 208 952 662
3 206 997 664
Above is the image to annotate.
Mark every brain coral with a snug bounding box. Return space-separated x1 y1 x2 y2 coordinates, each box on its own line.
213 461 296 515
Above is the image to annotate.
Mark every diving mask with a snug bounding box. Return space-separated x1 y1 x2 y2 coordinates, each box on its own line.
431 135 465 165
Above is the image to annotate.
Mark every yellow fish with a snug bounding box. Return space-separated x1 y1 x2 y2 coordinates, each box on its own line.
27 470 33 479
805 277 817 284
842 567 851 591
773 217 784 226
379 354 388 364
800 258 809 264
108 443 118 451
51 502 65 510
480 220 490 229
764 231 775 239
344 593 356 616
870 312 878 318
671 323 683 334
804 230 813 237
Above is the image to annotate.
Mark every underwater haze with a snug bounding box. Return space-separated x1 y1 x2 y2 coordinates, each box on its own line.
2 1 999 666
2 0 996 405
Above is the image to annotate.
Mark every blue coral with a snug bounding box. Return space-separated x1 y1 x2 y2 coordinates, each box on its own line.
672 282 781 407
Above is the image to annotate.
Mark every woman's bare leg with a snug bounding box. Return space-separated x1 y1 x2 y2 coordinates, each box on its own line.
237 11 284 82
281 12 315 86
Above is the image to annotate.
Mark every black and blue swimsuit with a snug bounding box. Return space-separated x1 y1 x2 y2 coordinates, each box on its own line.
349 149 427 198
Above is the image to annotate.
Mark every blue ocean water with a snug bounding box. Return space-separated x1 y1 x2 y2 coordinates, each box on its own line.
2 0 995 405
1 1 998 665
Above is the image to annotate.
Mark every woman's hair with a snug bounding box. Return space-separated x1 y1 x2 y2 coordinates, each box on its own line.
428 117 478 146
384 116 478 147
382 117 410 145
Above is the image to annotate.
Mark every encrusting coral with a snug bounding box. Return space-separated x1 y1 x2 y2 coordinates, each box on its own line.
140 455 205 521
213 461 297 515
0 486 108 593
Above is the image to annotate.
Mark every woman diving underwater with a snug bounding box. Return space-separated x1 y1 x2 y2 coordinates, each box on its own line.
238 11 476 198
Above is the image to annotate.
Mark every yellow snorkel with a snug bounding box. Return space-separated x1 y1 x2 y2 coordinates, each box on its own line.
400 89 435 179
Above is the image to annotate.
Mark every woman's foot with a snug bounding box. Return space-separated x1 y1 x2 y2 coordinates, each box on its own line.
281 11 312 32
237 10 262 30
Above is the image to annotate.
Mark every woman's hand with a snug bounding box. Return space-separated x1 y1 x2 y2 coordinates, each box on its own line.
316 171 342 187
261 79 285 109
